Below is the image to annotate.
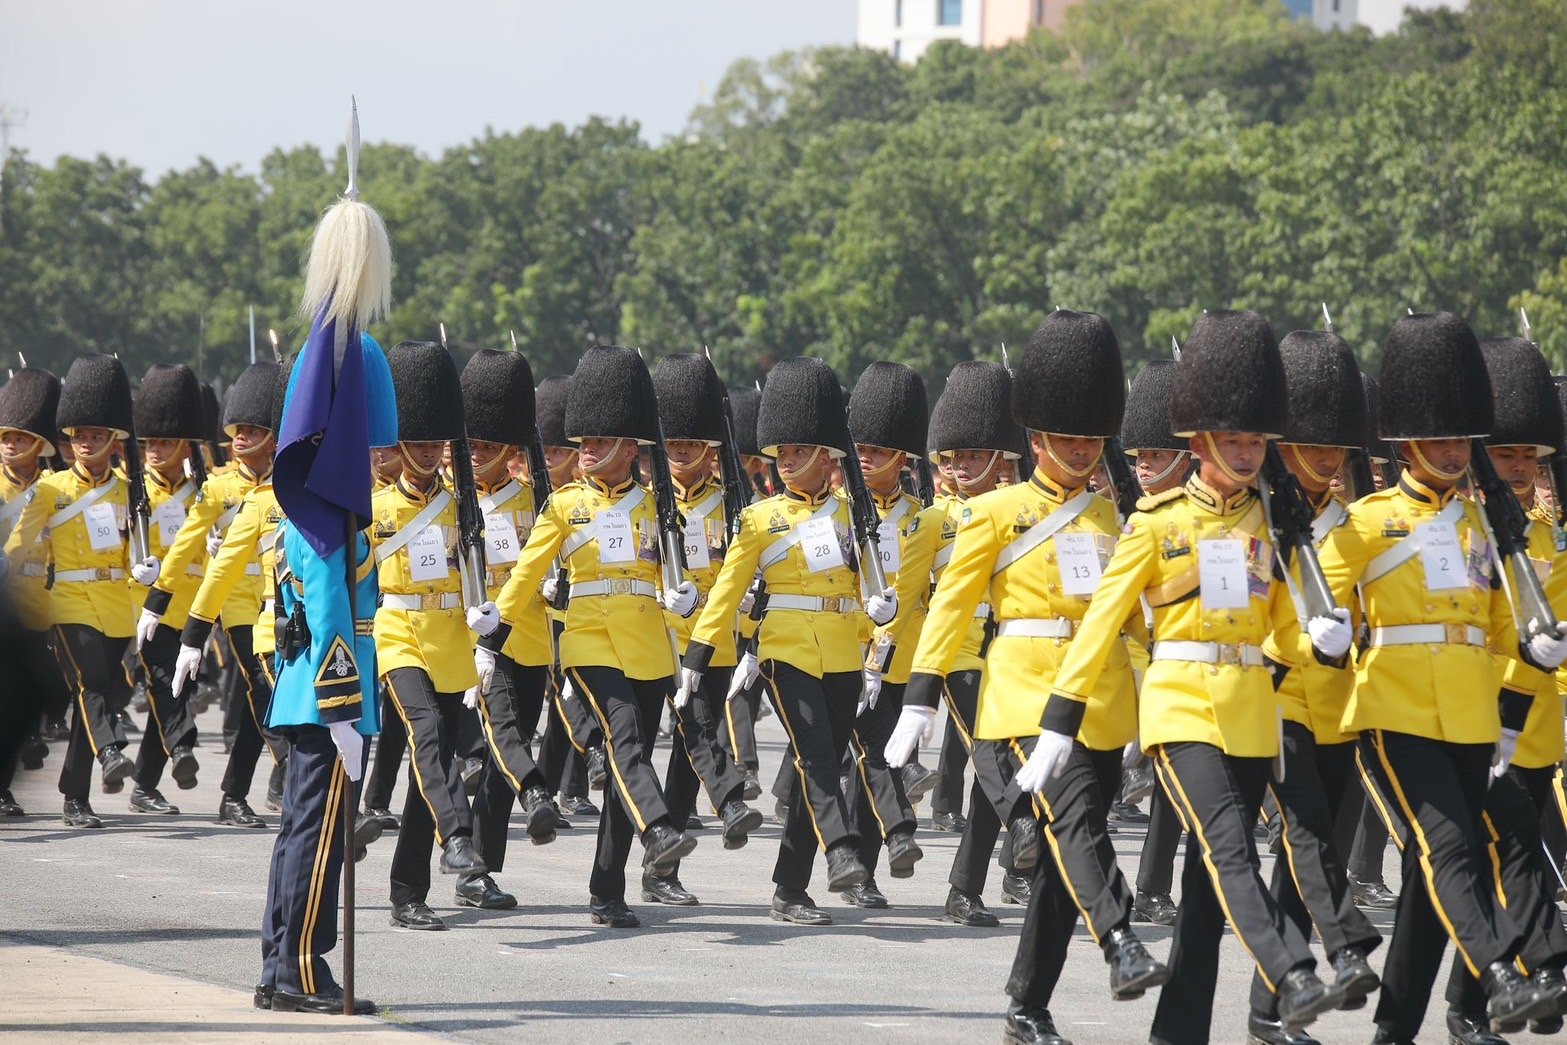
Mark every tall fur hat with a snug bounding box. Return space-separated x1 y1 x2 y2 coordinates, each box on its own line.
729 386 762 457
1361 373 1394 463
1012 310 1125 437
133 363 207 441
653 353 726 445
1480 337 1560 454
223 362 284 437
1120 360 1185 454
462 348 537 447
199 382 223 447
1170 310 1288 438
756 356 850 458
929 361 1022 459
1279 331 1367 449
57 354 133 438
389 341 465 443
565 346 658 444
0 367 61 455
848 361 929 455
1377 312 1493 440
536 376 572 448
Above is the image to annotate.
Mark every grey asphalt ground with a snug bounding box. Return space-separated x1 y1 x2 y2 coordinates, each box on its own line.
1 698 1400 1043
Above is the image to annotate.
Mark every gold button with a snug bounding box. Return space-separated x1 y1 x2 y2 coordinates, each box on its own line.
1424 604 1435 612
1203 621 1212 630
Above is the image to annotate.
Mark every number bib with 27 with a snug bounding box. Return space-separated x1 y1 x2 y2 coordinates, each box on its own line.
597 511 634 564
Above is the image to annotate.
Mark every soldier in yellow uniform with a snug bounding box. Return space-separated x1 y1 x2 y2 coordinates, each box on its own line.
7 354 162 828
459 347 562 913
1246 331 1383 1044
0 364 62 815
150 361 284 822
677 357 874 926
647 354 763 907
480 346 696 930
1017 312 1353 1042
1435 336 1567 1044
371 341 491 932
362 442 409 828
717 383 768 793
124 364 210 813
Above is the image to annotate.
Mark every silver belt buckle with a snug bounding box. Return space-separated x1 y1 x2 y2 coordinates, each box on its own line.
1444 623 1468 645
1215 643 1241 666
95 567 112 581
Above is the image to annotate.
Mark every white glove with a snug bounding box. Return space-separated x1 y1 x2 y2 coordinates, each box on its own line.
474 645 496 694
739 585 757 616
883 704 937 768
135 608 161 650
541 575 559 605
205 531 223 558
1122 738 1142 771
727 650 760 701
130 556 161 586
328 721 364 782
865 586 898 626
463 686 480 710
1015 729 1075 793
1528 623 1567 670
171 643 203 699
1491 727 1521 782
662 580 699 618
466 600 500 636
1307 607 1352 660
674 667 702 710
860 668 882 714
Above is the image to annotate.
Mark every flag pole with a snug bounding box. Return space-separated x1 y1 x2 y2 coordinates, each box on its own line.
249 306 257 364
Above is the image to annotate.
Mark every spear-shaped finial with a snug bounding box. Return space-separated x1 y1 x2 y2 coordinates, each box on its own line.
1170 336 1181 362
438 322 449 350
17 352 26 368
1521 306 1534 344
509 330 519 351
268 329 281 363
1321 302 1334 333
345 96 361 201
1000 342 1010 372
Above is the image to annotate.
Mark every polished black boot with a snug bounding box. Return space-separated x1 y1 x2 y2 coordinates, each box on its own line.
1008 815 1040 873
589 895 640 928
522 785 558 845
944 887 999 927
390 901 446 930
1000 871 1032 905
886 830 923 879
129 786 179 815
62 798 102 828
585 746 608 790
169 744 199 789
1102 927 1170 1000
641 822 697 873
1445 1009 1507 1045
841 879 889 909
1133 891 1177 926
1245 1012 1321 1045
1482 959 1553 1033
825 842 870 893
455 873 518 910
439 834 487 876
1002 1003 1071 1044
1275 967 1346 1030
719 798 763 850
641 872 699 906
217 795 266 827
1530 966 1567 1034
771 889 831 926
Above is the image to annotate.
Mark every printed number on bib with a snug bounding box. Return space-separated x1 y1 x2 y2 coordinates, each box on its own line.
800 516 845 574
597 511 634 564
1056 532 1102 596
154 501 186 548
85 502 121 552
1416 520 1465 591
407 526 448 582
683 516 710 570
1198 539 1249 610
875 520 901 573
485 513 519 564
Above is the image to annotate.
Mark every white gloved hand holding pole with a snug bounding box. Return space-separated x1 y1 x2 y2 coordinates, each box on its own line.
1307 607 1353 659
328 721 365 782
865 587 898 626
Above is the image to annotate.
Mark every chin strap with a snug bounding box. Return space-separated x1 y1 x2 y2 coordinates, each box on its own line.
1406 441 1467 484
955 449 1003 493
1140 450 1189 490
580 437 626 475
399 442 439 479
777 445 824 486
1040 433 1099 480
1286 443 1337 489
1199 432 1260 486
860 450 904 479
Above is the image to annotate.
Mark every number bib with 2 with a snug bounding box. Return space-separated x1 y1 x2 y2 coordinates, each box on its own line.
1416 520 1465 591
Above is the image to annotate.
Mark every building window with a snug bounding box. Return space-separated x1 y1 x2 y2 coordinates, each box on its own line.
895 0 903 27
938 0 962 27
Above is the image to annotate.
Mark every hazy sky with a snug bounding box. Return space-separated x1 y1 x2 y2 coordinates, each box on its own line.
0 1 855 176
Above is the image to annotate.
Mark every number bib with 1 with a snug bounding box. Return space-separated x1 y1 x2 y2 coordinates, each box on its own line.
1198 538 1250 610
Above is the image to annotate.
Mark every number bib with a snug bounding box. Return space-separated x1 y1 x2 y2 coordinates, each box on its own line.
154 501 187 548
683 516 711 569
800 516 845 574
85 502 121 552
1198 538 1249 609
1416 520 1465 591
597 511 634 564
407 526 448 582
1055 532 1103 596
876 520 902 574
485 512 519 564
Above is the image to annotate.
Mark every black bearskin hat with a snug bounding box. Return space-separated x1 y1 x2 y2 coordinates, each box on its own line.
1120 360 1185 455
57 354 133 438
1279 331 1367 449
1481 338 1560 455
0 367 61 455
199 382 222 446
133 364 207 441
1170 310 1289 438
1012 310 1125 437
565 346 658 445
848 361 929 456
1362 374 1393 463
929 361 1023 459
1378 312 1493 440
730 386 762 457
653 353 726 445
223 362 283 437
389 341 465 443
756 356 850 458
536 376 571 449
462 348 537 447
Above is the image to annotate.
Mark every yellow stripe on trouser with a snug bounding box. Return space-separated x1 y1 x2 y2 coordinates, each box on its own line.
1554 768 1567 839
299 759 344 996
384 675 448 847
851 731 891 843
1480 811 1532 975
553 678 590 756
1354 746 1404 852
1368 729 1481 977
1008 736 1103 945
941 682 974 753
569 668 650 833
53 626 101 759
762 666 828 852
1155 746 1278 992
725 698 746 768
136 650 173 758
478 690 524 795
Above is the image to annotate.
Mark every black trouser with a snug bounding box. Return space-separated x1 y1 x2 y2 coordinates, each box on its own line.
1150 742 1316 1045
761 660 860 893
1137 784 1184 897
721 670 763 773
383 668 473 907
260 724 363 996
131 623 198 790
1444 764 1567 1016
662 666 745 834
219 626 282 800
1006 743 1128 1007
456 703 486 763
364 685 406 812
471 657 549 876
538 673 588 797
930 702 969 817
1357 729 1524 1040
944 671 1012 896
0 624 59 792
1349 762 1402 884
1251 726 1381 1018
568 666 673 903
849 680 916 875
54 624 131 800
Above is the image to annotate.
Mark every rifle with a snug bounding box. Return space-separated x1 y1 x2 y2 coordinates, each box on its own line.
1344 448 1376 503
440 324 487 612
1470 438 1562 640
1102 437 1143 521
527 424 570 612
123 422 152 566
913 457 936 508
1257 442 1338 621
840 441 889 596
649 411 688 595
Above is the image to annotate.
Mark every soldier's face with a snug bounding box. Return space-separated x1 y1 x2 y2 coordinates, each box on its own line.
1404 438 1470 485
1283 444 1346 495
469 439 512 482
1134 449 1186 494
1033 433 1104 483
69 427 113 462
578 437 635 478
400 440 445 476
856 445 904 492
666 439 713 481
543 446 578 484
0 430 42 467
143 438 189 473
230 424 274 459
775 444 832 492
1194 431 1264 493
1489 444 1539 496
951 449 1001 492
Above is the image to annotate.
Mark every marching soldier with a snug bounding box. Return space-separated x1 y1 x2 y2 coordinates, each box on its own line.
1247 329 1383 1044
461 346 561 911
678 357 874 925
479 345 696 929
362 442 407 829
650 353 763 906
126 363 210 812
7 354 160 828
718 383 768 796
371 341 490 931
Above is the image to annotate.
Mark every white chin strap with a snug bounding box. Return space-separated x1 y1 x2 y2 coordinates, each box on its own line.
581 438 625 474
1141 450 1189 489
955 449 1002 492
1199 432 1260 485
1041 435 1098 480
777 446 825 487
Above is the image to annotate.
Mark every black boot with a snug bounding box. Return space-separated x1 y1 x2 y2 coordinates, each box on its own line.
641 872 699 906
439 834 487 876
62 797 102 828
1482 959 1553 1033
1002 1003 1071 1044
522 785 558 845
130 786 179 815
390 901 446 930
1444 1008 1507 1045
1133 891 1177 926
1530 966 1567 1034
641 822 696 873
169 744 199 789
1275 967 1345 1030
886 830 923 879
1000 871 1032 905
1329 946 1379 1011
98 746 132 792
585 746 608 790
217 795 266 827
454 874 517 910
770 889 831 926
0 790 23 817
719 798 763 850
589 895 640 928
1102 927 1170 1000
944 887 1000 927
1008 816 1040 873
841 879 889 909
825 842 869 893
1245 1012 1321 1045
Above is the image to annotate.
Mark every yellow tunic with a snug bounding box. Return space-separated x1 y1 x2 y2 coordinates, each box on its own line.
913 471 1138 747
927 493 988 674
474 476 548 669
133 470 204 629
188 480 283 655
665 477 739 669
153 464 268 627
1504 512 1567 769
1319 476 1514 745
5 464 133 637
1 466 52 630
369 479 479 692
866 490 943 684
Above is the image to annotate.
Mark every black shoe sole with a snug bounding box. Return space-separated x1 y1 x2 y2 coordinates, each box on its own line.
525 805 559 845
722 807 764 850
644 834 697 874
904 771 940 803
132 803 180 815
641 889 700 907
1280 984 1346 1029
742 782 762 801
454 893 518 911
171 753 199 790
63 817 103 828
271 993 377 1015
389 915 447 931
843 893 889 910
945 910 1000 928
101 757 132 788
1338 967 1380 1008
770 908 832 926
887 844 923 879
589 911 641 928
1112 963 1172 1001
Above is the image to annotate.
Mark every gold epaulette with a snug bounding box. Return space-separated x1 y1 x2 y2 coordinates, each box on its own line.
1135 487 1185 513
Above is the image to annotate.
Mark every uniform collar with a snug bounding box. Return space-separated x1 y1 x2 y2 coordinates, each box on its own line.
2 463 37 487
783 484 832 507
1308 489 1338 515
1027 469 1081 505
584 474 637 498
396 476 445 504
149 469 186 492
71 462 115 488
1397 473 1456 508
674 475 715 503
476 474 515 497
872 486 904 511
1185 474 1254 515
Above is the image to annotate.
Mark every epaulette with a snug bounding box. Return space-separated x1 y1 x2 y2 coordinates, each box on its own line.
1135 487 1185 512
